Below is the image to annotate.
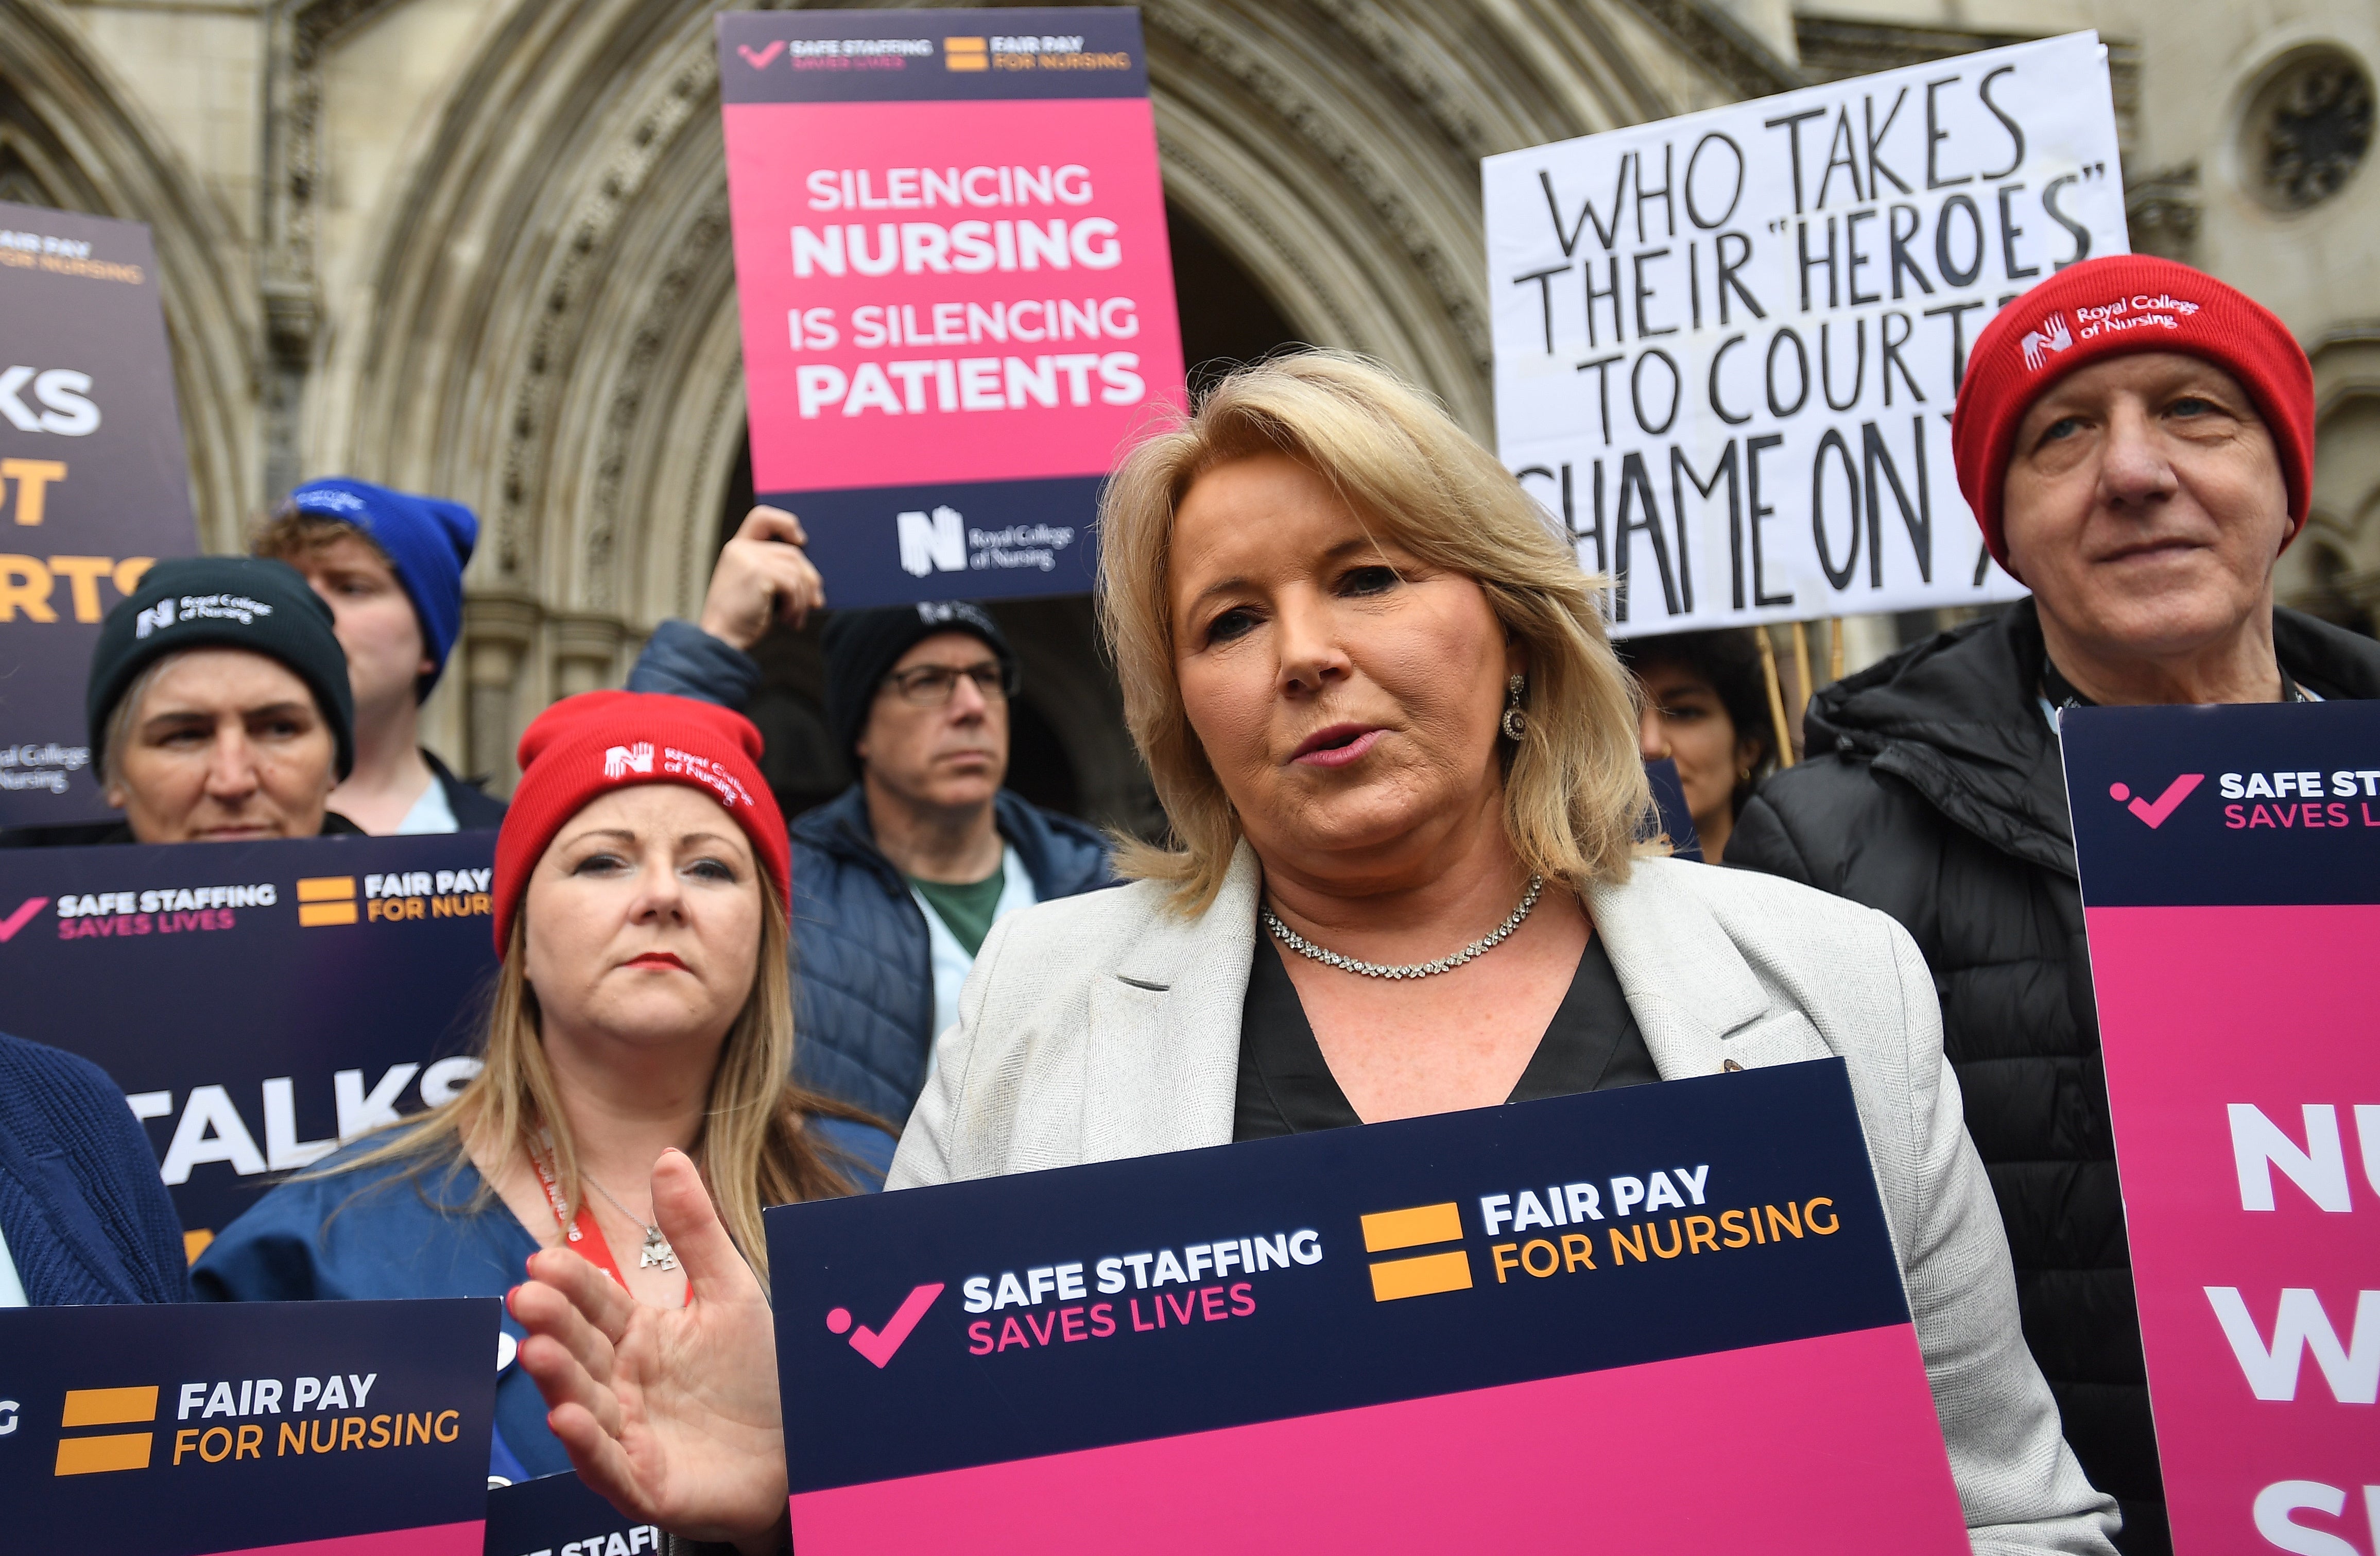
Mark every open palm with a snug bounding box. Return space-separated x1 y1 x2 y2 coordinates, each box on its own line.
509 1149 789 1552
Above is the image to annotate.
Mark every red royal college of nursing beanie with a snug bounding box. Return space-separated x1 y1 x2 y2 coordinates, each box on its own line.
491 690 789 956
1951 253 2314 581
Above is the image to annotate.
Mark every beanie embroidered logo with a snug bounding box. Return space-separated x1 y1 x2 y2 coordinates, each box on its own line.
601 742 654 779
2109 774 2204 829
2020 314 2074 372
133 599 174 639
292 487 366 515
660 746 754 810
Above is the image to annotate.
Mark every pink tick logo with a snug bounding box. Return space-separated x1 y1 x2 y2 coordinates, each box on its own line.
736 41 785 70
2109 774 2204 829
826 1284 944 1369
0 896 48 943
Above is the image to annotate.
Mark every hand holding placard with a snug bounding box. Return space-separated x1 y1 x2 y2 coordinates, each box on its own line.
511 1148 790 1552
701 505 830 648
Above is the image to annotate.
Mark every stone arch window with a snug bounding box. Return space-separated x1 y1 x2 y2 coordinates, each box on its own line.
2244 46 2374 212
0 154 46 208
0 82 92 212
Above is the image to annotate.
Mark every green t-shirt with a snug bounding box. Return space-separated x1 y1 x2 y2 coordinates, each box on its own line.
908 861 1007 957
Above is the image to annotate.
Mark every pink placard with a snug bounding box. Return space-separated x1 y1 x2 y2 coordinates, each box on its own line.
2086 903 2380 1553
212 1524 482 1556
788 1324 1968 1555
722 96 1184 494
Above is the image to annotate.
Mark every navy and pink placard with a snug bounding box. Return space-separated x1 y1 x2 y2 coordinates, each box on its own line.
0 202 198 828
0 1297 495 1555
2064 702 2380 1553
766 1057 1968 1553
0 833 497 1242
715 9 1183 608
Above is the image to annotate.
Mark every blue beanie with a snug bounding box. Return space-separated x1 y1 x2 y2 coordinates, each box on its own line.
285 478 477 696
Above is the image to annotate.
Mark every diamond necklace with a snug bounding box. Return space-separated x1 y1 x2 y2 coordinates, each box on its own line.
1261 875 1545 980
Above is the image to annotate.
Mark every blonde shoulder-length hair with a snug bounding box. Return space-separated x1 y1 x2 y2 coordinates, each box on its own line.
332 879 877 1284
1097 350 1653 913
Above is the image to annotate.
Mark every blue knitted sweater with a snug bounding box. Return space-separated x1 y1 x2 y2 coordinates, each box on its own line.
0 1029 191 1304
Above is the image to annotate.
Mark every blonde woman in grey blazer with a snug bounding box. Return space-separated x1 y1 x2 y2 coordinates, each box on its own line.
505 353 2119 1556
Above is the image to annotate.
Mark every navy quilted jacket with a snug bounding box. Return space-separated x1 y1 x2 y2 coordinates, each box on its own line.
0 1029 191 1304
627 620 1117 1123
789 785 1113 1122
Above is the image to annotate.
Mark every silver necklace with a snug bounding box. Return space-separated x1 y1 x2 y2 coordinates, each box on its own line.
1262 875 1545 980
581 1171 679 1272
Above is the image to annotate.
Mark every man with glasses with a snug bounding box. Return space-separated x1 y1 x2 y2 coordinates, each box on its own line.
626 507 1114 1123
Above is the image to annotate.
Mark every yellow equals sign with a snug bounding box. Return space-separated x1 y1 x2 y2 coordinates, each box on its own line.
1360 1201 1474 1301
55 1385 157 1476
944 35 988 71
296 875 356 927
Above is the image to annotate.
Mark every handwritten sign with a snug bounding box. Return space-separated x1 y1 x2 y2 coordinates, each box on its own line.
1487 32 2125 634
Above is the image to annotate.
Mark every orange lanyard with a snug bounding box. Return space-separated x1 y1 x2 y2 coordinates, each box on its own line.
529 1134 635 1292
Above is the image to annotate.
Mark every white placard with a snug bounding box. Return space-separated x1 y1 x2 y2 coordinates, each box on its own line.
1487 32 2126 635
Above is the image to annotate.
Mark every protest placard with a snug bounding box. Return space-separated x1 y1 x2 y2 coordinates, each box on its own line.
0 202 197 826
1487 32 2126 636
0 833 497 1246
716 8 1183 608
484 1470 661 1556
2063 700 2380 1553
0 1297 495 1555
765 1058 1965 1553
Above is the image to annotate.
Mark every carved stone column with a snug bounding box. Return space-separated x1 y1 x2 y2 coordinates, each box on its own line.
2126 165 2201 263
462 593 540 795
550 612 628 701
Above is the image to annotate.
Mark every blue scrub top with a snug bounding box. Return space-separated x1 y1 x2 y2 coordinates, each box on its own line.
191 1117 894 1480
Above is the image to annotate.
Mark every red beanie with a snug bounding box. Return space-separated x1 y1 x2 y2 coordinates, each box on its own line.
1952 253 2313 581
492 690 788 955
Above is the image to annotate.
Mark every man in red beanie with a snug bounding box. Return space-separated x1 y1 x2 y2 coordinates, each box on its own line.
1731 254 2380 1555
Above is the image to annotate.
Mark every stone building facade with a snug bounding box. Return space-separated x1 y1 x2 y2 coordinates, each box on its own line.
2 0 2370 818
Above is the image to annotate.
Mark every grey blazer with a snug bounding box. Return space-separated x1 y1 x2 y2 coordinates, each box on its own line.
889 845 2120 1555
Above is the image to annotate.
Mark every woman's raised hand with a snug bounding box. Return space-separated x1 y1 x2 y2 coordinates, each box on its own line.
508 1148 790 1554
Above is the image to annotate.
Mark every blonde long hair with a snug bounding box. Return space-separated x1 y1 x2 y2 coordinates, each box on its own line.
333 883 876 1283
1096 351 1653 912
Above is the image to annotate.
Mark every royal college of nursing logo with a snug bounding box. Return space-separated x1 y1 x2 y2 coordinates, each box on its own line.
602 742 654 779
2021 313 2075 372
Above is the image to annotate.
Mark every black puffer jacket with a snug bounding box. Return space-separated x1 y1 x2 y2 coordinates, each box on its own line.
1728 599 2380 1555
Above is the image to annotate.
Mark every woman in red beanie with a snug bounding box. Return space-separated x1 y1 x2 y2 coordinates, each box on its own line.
192 689 892 1485
1731 254 2380 1552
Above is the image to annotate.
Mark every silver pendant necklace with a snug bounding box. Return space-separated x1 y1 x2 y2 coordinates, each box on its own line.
581 1172 679 1271
1262 874 1545 980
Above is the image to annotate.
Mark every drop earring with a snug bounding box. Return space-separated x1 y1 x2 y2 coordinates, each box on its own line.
1502 674 1527 740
